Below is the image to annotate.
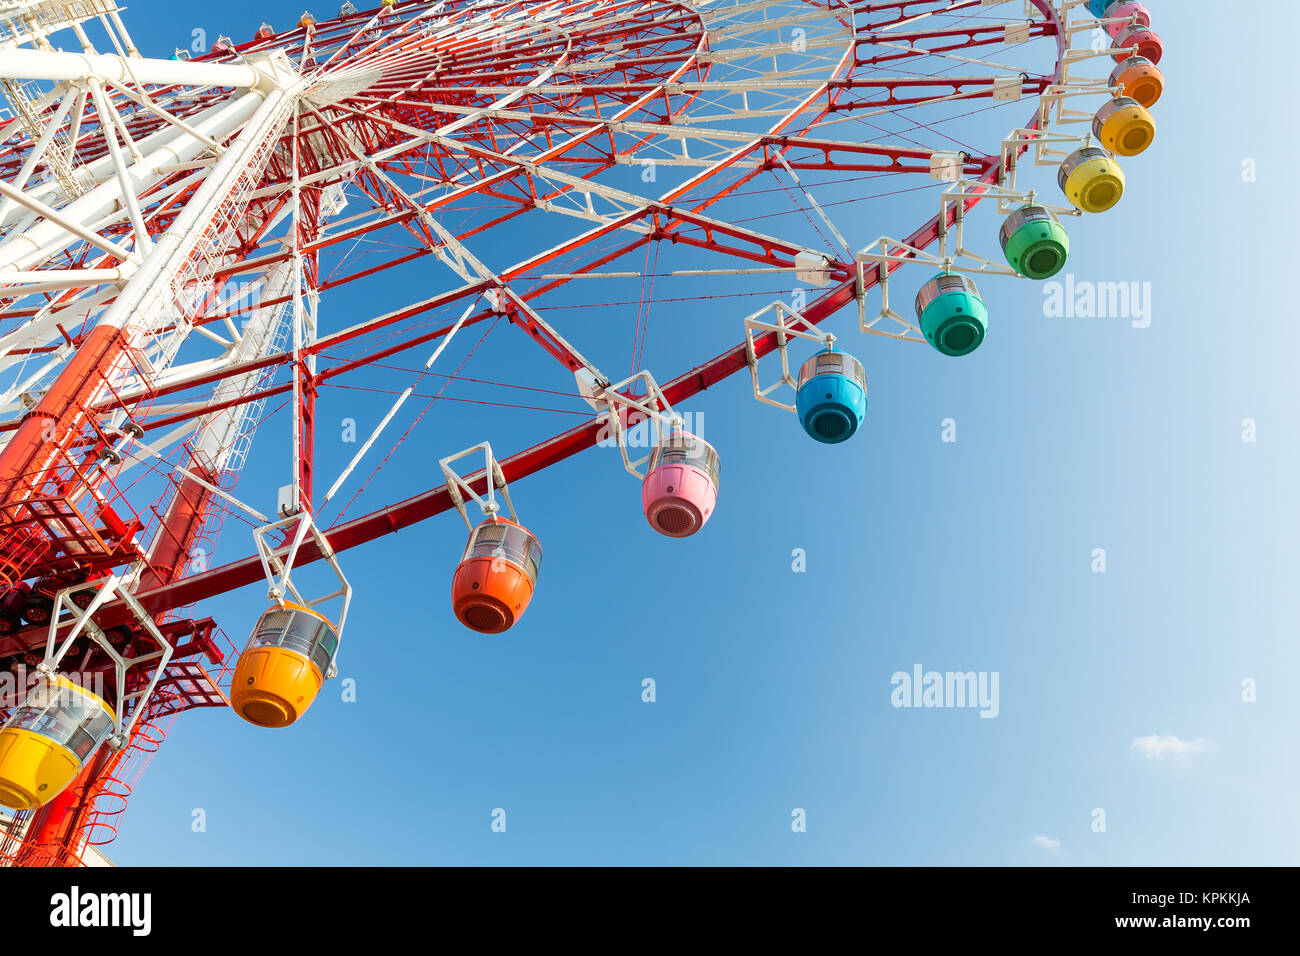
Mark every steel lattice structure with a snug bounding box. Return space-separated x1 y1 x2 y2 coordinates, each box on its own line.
0 0 1163 864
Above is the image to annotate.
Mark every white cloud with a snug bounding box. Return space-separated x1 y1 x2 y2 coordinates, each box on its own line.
1031 835 1061 852
1130 734 1209 760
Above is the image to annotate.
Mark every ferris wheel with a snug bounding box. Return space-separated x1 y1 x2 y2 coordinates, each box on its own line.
0 0 1164 865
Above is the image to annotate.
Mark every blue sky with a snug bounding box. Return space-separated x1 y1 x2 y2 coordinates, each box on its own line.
91 1 1300 865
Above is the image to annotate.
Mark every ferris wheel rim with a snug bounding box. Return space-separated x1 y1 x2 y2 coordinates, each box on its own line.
93 0 1070 622
0 0 1071 621
0 0 1066 633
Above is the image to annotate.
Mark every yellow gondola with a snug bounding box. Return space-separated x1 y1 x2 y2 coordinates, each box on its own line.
0 676 115 810
232 602 339 728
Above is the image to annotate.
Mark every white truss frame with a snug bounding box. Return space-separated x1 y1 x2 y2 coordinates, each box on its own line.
935 178 1079 277
743 300 835 413
253 509 352 652
439 440 518 526
856 232 1012 341
37 564 174 748
590 370 685 480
